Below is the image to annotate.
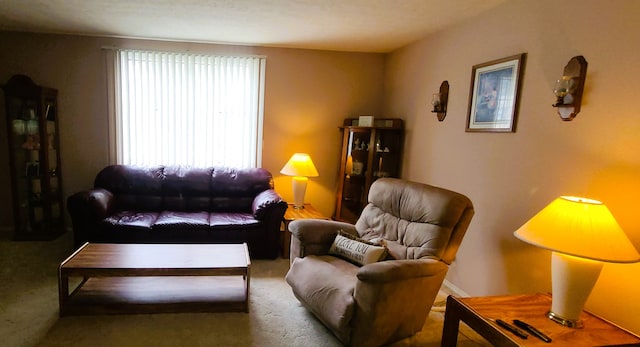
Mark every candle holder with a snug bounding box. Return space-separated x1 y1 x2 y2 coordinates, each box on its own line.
431 81 449 121
552 56 587 121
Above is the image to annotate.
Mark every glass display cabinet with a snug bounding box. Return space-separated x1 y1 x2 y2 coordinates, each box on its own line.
3 75 64 240
334 118 403 223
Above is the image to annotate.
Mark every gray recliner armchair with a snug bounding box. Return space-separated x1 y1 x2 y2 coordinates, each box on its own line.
285 178 474 346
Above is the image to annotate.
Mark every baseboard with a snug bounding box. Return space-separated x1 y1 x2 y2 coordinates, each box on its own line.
442 279 470 297
434 280 470 312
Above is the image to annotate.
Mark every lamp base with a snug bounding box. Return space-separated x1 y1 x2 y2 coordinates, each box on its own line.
291 176 308 209
548 252 603 329
547 310 583 328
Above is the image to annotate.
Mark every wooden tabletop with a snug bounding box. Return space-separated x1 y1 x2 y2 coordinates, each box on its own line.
281 203 329 259
284 203 328 221
60 243 250 276
444 293 640 346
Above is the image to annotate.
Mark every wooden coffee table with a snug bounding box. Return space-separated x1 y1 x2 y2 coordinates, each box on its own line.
58 243 251 316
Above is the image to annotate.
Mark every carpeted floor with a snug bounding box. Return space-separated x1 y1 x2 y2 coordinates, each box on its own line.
0 231 490 347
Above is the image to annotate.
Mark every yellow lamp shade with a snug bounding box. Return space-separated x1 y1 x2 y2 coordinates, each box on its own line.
514 196 640 263
280 153 319 177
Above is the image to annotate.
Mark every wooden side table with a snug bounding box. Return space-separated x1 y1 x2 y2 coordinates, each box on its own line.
281 203 328 259
442 293 640 346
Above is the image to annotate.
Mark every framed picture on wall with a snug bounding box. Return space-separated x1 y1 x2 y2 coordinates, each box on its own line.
466 53 526 132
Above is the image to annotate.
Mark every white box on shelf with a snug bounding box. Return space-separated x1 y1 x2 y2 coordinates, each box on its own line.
358 115 374 127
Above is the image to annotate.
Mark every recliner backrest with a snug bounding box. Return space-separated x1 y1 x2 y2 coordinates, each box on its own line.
355 178 474 263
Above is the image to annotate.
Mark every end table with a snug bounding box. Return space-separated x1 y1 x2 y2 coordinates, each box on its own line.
281 203 328 259
442 293 640 346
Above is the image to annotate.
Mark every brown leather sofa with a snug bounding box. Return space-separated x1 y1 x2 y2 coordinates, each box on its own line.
67 165 288 259
285 178 474 346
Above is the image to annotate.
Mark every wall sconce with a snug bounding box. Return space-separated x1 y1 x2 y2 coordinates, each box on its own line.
431 80 449 121
552 56 588 121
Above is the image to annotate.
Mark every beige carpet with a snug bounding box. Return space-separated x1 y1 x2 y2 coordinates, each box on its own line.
0 231 489 347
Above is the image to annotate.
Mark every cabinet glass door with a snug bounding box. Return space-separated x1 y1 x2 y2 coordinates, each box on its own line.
372 130 402 180
3 75 64 240
339 128 371 222
7 96 34 233
334 118 404 223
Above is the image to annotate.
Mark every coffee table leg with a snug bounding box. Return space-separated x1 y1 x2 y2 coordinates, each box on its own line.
245 268 251 313
58 268 68 317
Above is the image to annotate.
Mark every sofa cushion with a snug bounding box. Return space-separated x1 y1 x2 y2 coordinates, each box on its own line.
162 166 213 211
285 255 358 343
153 211 210 230
209 212 260 228
210 167 274 212
95 165 165 211
151 211 210 241
99 211 158 242
103 211 159 229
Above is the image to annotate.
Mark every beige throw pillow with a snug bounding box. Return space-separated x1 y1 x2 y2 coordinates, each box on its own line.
329 233 387 266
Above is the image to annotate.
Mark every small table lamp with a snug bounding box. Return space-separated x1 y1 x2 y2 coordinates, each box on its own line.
514 196 640 328
280 153 319 209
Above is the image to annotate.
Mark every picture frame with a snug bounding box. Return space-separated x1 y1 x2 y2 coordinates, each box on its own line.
466 53 526 132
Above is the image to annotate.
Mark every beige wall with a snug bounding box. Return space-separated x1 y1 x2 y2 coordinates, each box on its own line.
2 0 639 334
0 32 385 228
385 0 640 333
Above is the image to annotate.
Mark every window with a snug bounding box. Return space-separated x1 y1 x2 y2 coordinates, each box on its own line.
107 49 265 168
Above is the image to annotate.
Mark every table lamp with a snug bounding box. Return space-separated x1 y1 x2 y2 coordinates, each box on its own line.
280 153 318 209
514 196 640 328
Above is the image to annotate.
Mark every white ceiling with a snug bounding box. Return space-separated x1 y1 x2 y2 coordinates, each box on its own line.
0 0 507 53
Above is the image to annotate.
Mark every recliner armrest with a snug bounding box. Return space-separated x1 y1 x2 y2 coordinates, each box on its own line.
356 258 448 283
290 219 355 244
351 257 449 346
289 219 356 260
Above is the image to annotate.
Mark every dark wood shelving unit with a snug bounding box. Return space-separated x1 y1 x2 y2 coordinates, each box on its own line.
334 118 403 223
3 75 64 240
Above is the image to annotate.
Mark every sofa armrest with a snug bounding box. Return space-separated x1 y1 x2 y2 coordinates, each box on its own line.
249 189 287 259
289 219 357 261
67 188 114 247
67 188 115 220
252 189 287 219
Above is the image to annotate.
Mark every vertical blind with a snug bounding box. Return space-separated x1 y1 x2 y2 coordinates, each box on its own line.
112 49 265 168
